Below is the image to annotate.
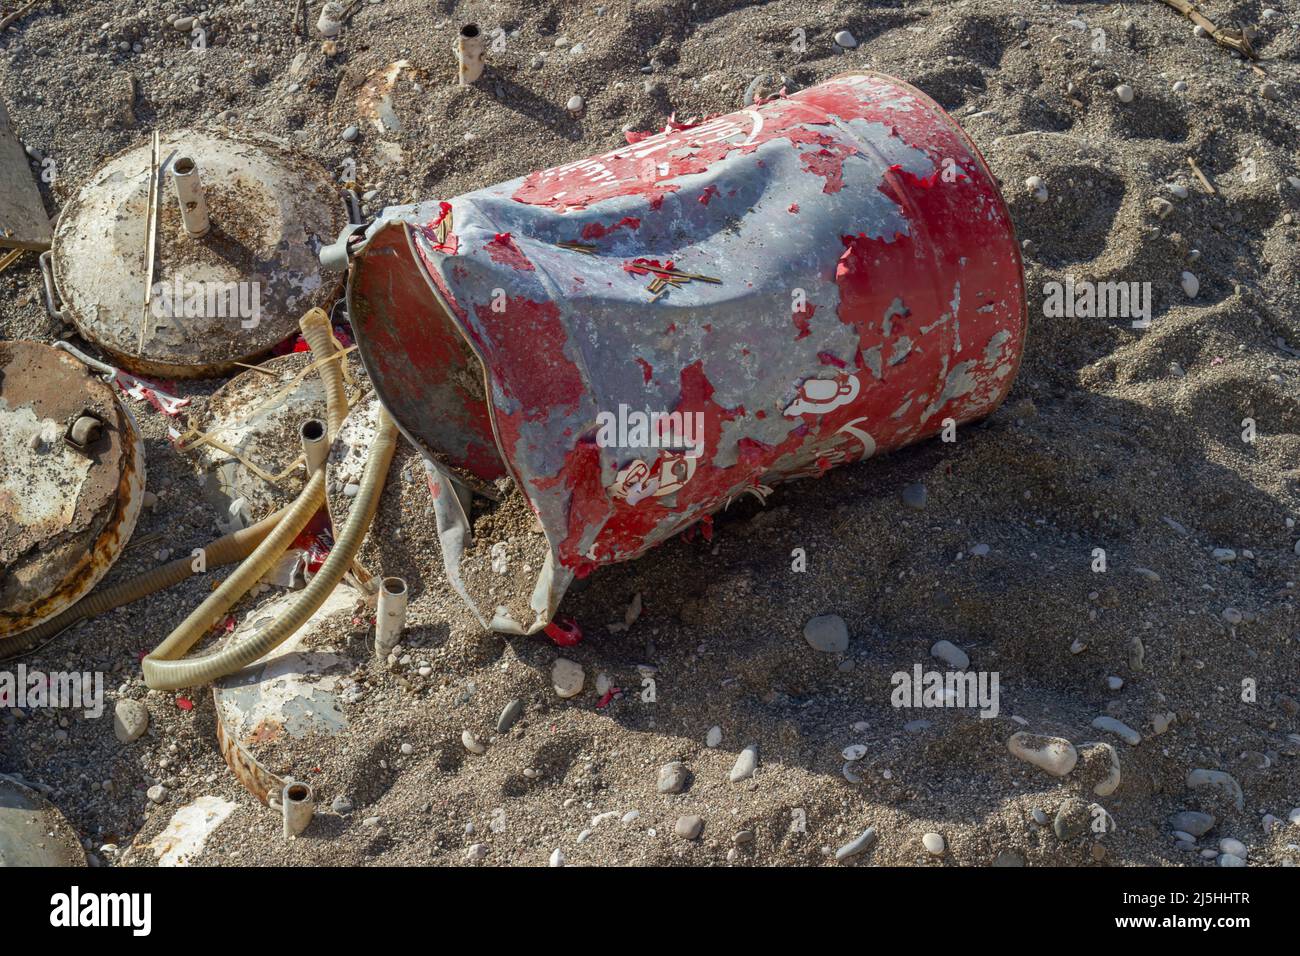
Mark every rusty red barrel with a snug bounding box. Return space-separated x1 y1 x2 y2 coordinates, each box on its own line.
347 71 1027 632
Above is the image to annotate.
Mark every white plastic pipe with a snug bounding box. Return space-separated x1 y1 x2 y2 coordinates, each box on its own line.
375 576 407 659
300 418 327 476
171 156 210 238
281 780 314 839
455 24 486 85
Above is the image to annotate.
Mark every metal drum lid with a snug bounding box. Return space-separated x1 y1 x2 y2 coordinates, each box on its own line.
51 129 346 379
0 774 87 867
0 340 145 641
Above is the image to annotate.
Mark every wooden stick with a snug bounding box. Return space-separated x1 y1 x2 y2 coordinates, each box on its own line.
1187 156 1216 194
138 131 161 354
0 0 43 33
0 248 22 275
1158 0 1257 59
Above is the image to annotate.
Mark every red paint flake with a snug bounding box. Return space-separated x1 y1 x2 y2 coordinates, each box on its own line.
486 232 535 271
817 350 846 368
176 697 194 711
698 184 719 206
649 195 665 211
431 201 453 228
737 436 772 466
543 617 583 647
635 356 653 383
792 301 817 340
788 202 800 213
580 216 641 240
799 143 856 194
596 688 621 709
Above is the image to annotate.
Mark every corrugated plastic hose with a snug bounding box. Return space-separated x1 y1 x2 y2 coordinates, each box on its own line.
143 408 397 690
0 506 290 662
141 309 349 689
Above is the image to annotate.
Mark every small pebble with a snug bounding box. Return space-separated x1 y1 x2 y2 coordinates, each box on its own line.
113 699 149 744
675 815 703 840
1025 175 1048 203
834 827 877 861
1007 732 1078 777
656 761 688 794
552 658 585 698
1115 83 1134 103
1091 715 1141 745
930 640 969 670
1181 271 1200 298
833 30 857 49
803 614 849 653
900 481 927 510
705 725 722 748
341 125 359 142
921 832 945 856
566 95 585 115
729 744 758 782
461 729 486 754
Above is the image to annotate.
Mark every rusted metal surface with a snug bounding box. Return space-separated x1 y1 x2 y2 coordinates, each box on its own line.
0 340 145 642
50 129 346 379
0 97 51 251
0 774 87 867
212 587 359 804
348 72 1027 632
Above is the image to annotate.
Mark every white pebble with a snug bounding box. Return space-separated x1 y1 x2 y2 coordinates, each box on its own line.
833 30 857 49
921 832 945 856
1181 271 1199 298
1115 84 1134 103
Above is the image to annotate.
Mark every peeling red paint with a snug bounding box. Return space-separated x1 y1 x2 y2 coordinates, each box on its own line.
486 232 534 271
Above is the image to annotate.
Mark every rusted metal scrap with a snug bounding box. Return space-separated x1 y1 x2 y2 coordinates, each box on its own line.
0 97 51 251
0 340 145 643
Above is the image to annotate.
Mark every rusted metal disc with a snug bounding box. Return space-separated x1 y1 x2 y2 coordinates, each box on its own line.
187 351 366 533
212 586 362 804
0 774 87 867
0 341 145 641
51 129 346 379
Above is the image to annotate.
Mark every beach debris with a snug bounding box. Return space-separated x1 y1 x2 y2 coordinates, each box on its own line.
357 60 410 134
922 833 945 856
150 796 236 866
552 658 584 698
0 341 145 645
1186 156 1216 193
1025 175 1048 202
0 773 86 866
1158 0 1257 58
0 97 52 251
455 23 486 85
47 129 346 379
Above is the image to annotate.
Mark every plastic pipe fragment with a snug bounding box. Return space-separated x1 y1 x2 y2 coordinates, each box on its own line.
455 24 486 85
281 780 314 838
171 156 210 238
375 576 407 659
300 418 327 476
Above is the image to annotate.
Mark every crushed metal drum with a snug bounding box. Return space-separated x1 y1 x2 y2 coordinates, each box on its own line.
345 71 1028 633
47 129 347 379
213 585 361 804
0 340 145 642
0 774 87 867
0 97 52 251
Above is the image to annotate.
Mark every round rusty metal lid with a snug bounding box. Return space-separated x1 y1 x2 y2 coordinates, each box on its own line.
0 774 87 867
0 340 145 641
51 129 346 379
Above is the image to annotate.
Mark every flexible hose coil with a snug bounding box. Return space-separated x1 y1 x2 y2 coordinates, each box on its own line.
141 309 348 689
142 407 398 689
